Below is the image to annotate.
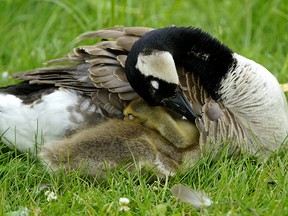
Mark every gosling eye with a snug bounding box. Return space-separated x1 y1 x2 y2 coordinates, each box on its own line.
127 114 134 120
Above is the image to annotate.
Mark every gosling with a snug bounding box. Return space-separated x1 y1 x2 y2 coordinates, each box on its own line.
40 99 199 179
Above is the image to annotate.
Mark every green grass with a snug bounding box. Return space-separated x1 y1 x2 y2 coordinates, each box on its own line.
0 0 288 215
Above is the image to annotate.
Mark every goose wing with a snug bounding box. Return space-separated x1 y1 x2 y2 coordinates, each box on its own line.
13 27 154 117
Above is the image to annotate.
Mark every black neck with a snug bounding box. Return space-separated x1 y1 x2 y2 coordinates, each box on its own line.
131 26 235 99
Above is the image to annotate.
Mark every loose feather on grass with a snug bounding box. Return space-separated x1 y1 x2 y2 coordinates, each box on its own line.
171 184 213 209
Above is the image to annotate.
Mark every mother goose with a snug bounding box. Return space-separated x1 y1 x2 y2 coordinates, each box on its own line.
1 26 287 157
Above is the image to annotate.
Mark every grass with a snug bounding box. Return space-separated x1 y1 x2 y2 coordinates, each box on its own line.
0 0 288 215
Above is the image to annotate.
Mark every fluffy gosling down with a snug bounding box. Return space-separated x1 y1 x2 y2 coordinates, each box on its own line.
40 99 200 178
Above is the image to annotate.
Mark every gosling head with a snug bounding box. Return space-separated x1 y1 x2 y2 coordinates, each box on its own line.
123 98 168 125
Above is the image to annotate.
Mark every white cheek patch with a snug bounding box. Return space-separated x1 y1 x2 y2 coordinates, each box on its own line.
136 51 179 84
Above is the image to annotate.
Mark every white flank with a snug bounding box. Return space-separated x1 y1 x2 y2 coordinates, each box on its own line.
136 51 179 84
171 184 213 209
0 89 100 155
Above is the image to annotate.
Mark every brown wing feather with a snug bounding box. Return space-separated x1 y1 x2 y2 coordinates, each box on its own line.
124 27 154 36
77 26 126 39
83 29 125 39
117 55 127 67
116 35 141 51
75 47 117 58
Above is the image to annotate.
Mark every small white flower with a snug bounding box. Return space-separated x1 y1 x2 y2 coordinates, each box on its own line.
119 197 130 205
119 197 130 212
45 190 58 202
119 206 130 212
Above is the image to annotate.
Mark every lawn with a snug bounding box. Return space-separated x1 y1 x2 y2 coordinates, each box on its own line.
0 0 287 215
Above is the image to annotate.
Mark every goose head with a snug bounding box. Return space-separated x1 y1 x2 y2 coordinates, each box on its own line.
126 49 196 121
125 26 234 122
125 31 196 121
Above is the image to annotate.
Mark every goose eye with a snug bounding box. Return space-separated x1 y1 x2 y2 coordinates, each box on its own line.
150 80 159 90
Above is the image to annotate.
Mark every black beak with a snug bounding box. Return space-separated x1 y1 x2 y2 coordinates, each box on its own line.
161 89 196 122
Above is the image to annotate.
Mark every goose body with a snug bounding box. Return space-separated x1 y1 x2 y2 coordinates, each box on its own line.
40 99 200 178
1 26 287 158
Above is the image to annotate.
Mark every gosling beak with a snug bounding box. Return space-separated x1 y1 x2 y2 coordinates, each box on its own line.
161 89 196 122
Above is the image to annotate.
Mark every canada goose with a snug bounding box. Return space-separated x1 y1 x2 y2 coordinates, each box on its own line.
2 26 287 158
40 99 200 178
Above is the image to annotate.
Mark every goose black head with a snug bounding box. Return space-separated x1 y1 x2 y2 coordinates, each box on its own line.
125 30 197 122
125 26 234 123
